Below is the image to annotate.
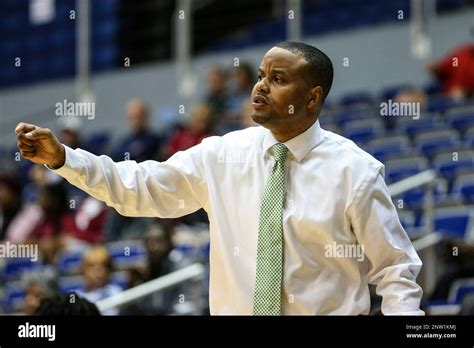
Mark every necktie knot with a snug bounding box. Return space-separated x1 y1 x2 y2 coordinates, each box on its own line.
272 143 288 163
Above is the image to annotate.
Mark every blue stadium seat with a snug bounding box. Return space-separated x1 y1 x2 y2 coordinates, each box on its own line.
107 241 147 270
385 156 429 183
447 108 474 133
3 282 25 313
433 150 474 181
250 19 285 44
448 278 474 305
427 96 460 113
401 179 449 209
92 18 119 41
303 13 335 36
434 206 473 239
396 114 443 138
50 26 75 48
379 83 414 101
59 276 85 293
92 44 118 70
338 91 374 107
343 118 384 144
415 129 460 158
334 107 376 127
4 258 39 280
93 0 120 17
452 174 474 204
423 82 441 96
465 126 474 148
86 132 111 155
366 135 411 161
0 0 118 88
437 0 472 12
56 1 77 23
57 251 83 275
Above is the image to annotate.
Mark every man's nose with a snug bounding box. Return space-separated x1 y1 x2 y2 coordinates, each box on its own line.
255 78 269 94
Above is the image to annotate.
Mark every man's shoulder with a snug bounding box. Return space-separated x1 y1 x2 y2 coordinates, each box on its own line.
202 126 265 148
320 128 384 171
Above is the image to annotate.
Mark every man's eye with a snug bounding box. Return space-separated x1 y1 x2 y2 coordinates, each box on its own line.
273 76 281 83
257 75 263 81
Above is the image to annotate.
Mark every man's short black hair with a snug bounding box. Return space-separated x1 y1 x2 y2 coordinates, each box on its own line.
35 293 101 316
276 41 334 101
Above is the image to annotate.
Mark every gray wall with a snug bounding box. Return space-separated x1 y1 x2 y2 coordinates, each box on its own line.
1 7 473 147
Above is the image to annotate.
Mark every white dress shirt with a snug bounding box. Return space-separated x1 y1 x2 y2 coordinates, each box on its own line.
50 120 424 315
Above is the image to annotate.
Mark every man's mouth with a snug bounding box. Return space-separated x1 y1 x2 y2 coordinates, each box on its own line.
252 94 269 108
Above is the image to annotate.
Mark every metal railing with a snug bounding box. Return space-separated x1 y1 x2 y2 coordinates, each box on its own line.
96 263 206 314
388 169 439 250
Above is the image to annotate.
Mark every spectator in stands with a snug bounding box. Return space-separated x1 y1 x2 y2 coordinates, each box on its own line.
205 66 229 124
162 103 212 159
381 88 429 130
7 179 105 249
57 121 91 202
161 103 212 225
106 99 162 241
427 42 474 100
219 62 256 133
144 224 179 280
113 99 162 162
0 173 22 241
77 246 122 315
120 224 190 315
36 293 101 316
62 196 108 250
22 163 62 204
104 211 153 241
58 117 87 150
22 268 59 315
106 99 159 241
429 239 474 301
229 63 255 110
393 88 427 107
27 183 71 263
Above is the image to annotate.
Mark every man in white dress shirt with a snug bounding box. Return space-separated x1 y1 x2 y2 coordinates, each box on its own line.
15 41 424 315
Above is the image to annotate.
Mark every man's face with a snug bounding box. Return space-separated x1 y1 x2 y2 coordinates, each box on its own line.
24 284 47 315
84 261 109 290
251 47 312 127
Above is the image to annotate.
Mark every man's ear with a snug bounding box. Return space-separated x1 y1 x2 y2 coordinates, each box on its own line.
307 86 323 111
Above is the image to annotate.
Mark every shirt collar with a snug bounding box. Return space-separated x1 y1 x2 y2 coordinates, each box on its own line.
262 119 323 162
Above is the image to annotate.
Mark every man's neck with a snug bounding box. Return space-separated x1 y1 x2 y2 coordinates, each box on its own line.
270 118 317 143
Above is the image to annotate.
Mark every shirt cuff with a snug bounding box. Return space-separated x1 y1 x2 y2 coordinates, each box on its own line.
44 145 82 177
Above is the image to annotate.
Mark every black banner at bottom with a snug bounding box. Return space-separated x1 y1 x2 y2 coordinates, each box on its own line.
0 315 472 346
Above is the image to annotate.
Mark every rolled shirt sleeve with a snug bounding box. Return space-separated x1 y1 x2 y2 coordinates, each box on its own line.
49 144 209 219
348 166 425 315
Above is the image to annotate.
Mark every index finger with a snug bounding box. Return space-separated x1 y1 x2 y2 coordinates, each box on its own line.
15 122 36 135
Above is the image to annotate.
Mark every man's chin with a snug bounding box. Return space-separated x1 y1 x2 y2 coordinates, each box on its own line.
251 112 270 125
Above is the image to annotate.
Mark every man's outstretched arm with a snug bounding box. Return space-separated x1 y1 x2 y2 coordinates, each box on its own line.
15 122 208 218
